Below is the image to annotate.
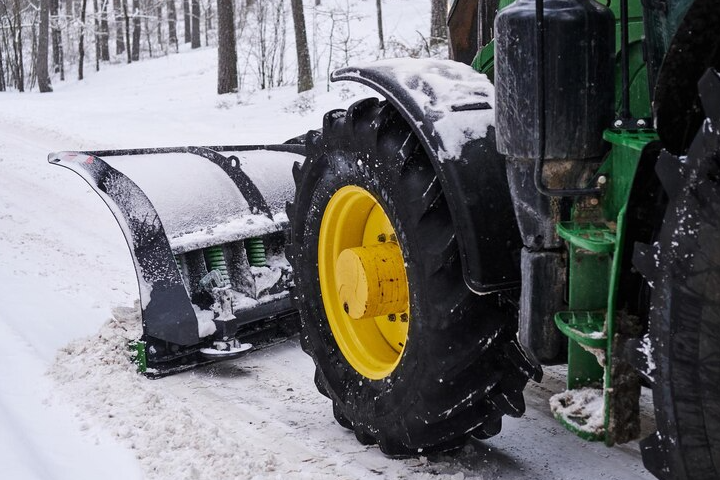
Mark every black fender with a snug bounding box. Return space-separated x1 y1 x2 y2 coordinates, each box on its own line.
332 59 521 293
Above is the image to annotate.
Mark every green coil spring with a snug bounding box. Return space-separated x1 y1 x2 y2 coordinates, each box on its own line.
174 254 185 272
245 237 267 267
205 246 230 285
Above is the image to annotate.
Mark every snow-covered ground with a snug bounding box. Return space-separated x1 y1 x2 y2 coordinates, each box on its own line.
1 1 656 478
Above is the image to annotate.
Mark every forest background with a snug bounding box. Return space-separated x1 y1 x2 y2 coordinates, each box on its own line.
0 0 450 95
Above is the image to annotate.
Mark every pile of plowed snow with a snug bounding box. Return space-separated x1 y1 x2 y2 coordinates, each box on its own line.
49 306 280 480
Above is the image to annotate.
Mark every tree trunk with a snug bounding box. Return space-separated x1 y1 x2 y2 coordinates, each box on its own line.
205 0 211 29
183 0 191 43
123 0 132 62
0 45 5 91
144 16 153 57
38 0 53 91
204 0 210 46
430 0 447 46
376 0 384 52
156 3 163 51
190 0 200 48
290 0 312 93
13 0 25 91
100 0 110 60
78 0 88 80
93 0 100 70
50 0 64 77
131 0 141 60
216 0 237 94
167 0 178 52
113 0 125 54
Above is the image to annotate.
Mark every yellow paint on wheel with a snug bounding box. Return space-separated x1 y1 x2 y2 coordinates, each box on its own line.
318 186 410 380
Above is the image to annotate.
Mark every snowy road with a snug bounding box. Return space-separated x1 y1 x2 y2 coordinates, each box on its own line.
1 46 656 479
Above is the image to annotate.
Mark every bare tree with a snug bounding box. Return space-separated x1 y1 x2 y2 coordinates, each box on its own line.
122 0 131 62
92 0 100 70
12 0 24 91
99 0 109 60
50 0 64 78
37 0 53 90
289 0 311 92
144 12 152 57
216 0 236 93
78 0 88 79
247 0 286 90
190 0 199 48
0 44 5 91
375 0 383 52
131 0 140 60
430 0 447 46
155 2 163 52
204 0 210 29
113 0 125 54
167 0 178 51
182 0 190 42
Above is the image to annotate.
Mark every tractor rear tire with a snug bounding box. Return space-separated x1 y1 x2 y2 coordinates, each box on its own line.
635 75 720 479
288 98 535 454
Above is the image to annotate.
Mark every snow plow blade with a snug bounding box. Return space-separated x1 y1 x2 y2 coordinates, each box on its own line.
49 144 303 377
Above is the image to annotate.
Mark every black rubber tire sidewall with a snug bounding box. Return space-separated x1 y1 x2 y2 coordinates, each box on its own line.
290 100 524 454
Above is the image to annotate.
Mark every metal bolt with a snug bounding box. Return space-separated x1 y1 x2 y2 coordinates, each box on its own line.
614 119 623 128
400 313 409 322
597 175 608 186
389 234 397 243
388 313 396 322
637 119 647 128
590 198 599 206
377 233 387 243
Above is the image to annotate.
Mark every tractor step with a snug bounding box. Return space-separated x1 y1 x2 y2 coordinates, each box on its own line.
557 222 616 253
553 311 607 349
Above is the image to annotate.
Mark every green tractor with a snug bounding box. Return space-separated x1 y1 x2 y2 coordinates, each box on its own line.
286 0 720 478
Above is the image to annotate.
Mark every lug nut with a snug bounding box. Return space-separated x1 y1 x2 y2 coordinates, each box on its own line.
377 233 387 243
400 313 409 322
388 313 396 322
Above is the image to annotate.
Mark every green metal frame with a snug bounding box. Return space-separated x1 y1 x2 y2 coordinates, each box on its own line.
554 129 657 442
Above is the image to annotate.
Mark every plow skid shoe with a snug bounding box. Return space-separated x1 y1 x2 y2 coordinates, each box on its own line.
50 145 304 376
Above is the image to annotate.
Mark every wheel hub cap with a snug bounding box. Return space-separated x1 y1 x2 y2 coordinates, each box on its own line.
335 243 409 320
318 185 411 380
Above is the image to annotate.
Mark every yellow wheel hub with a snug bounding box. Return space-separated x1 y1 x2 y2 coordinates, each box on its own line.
318 186 410 380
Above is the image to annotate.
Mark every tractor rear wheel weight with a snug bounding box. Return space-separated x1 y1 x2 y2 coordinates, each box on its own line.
634 70 720 480
288 98 531 454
